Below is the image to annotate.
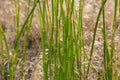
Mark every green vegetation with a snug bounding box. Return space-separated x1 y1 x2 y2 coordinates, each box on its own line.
0 0 120 80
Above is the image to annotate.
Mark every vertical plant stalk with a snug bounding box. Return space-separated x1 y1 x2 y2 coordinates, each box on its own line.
46 0 55 79
86 0 107 79
110 0 118 79
38 0 48 80
67 0 75 80
76 0 83 79
1 27 11 79
11 0 20 79
15 0 20 34
111 0 117 60
102 0 110 79
59 0 67 80
0 24 5 80
54 0 59 79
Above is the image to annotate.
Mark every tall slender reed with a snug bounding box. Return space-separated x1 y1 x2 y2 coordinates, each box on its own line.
0 25 11 79
110 0 118 80
0 24 5 80
102 0 110 80
86 0 107 79
76 0 83 79
38 0 48 80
